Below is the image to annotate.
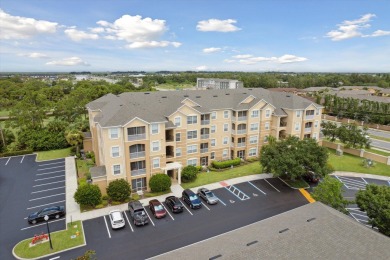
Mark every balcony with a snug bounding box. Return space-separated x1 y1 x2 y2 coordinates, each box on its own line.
201 120 210 125
128 133 146 141
237 129 247 134
305 127 312 133
131 168 146 176
279 121 287 127
237 142 246 147
130 151 145 159
305 115 315 120
201 134 210 139
238 116 247 121
200 148 209 153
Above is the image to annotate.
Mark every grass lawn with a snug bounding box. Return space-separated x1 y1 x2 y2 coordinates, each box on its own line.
366 148 390 157
280 178 309 189
327 148 390 177
76 159 94 178
156 83 194 90
36 147 72 161
370 135 390 142
181 162 262 189
0 109 9 117
14 221 85 259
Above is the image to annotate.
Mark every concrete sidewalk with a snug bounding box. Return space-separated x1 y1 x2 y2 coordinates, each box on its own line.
65 156 81 224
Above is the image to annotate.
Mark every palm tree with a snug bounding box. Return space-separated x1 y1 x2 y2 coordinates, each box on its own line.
65 129 84 156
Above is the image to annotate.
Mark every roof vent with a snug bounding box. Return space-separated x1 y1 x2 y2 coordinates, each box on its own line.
184 95 189 97
162 96 167 98
196 96 201 98
225 93 230 95
213 95 218 97
144 92 150 95
243 93 247 94
286 95 291 97
248 88 253 90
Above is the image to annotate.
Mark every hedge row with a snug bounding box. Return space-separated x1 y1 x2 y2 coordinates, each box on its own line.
211 158 241 169
0 150 33 157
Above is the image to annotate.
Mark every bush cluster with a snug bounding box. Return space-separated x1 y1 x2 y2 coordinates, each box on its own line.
106 179 131 202
18 128 68 151
0 149 33 157
149 174 171 192
181 165 198 183
212 158 241 169
74 184 102 207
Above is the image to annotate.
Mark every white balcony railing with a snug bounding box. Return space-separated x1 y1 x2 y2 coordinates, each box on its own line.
130 151 145 159
201 134 210 139
131 168 146 176
237 142 246 147
128 133 146 141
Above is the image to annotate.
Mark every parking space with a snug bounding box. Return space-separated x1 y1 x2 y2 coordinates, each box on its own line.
346 207 375 229
334 175 367 190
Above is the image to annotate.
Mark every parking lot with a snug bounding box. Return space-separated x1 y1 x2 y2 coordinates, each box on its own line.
58 178 308 260
0 155 66 260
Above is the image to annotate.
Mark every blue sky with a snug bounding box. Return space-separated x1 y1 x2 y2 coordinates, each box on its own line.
0 0 389 72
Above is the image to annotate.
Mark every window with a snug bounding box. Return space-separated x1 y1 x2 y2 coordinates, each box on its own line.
316 109 320 115
251 110 259 118
210 152 215 160
113 164 121 175
131 177 146 191
176 148 182 157
151 124 159 134
249 148 257 156
187 145 197 154
313 133 317 140
152 158 160 168
265 122 270 130
296 110 302 117
223 123 229 132
187 115 197 124
295 122 300 131
314 120 319 128
174 117 181 127
152 141 160 152
211 112 216 120
222 149 228 157
249 135 258 144
211 125 216 133
224 110 229 119
176 133 181 142
187 158 197 166
250 123 259 131
109 128 119 139
187 130 198 140
111 146 120 157
264 136 269 143
223 137 228 145
211 139 216 147
265 109 271 118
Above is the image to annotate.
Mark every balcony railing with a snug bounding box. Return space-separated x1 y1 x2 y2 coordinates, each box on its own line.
131 168 146 176
128 133 146 141
238 116 247 121
201 120 210 125
166 153 174 158
237 129 247 134
280 121 287 127
201 134 210 139
305 115 315 120
200 148 209 153
130 151 145 159
305 127 312 133
166 136 174 142
237 142 246 147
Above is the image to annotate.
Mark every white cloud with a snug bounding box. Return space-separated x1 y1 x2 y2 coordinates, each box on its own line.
195 65 208 71
232 54 307 65
126 41 181 49
232 54 253 59
276 54 307 63
90 27 105 33
224 59 235 63
0 9 58 40
326 13 390 41
64 28 99 41
203 47 221 53
18 52 49 59
196 19 241 32
46 57 89 66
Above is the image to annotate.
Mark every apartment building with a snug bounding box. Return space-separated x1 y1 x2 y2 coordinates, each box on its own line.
196 78 243 89
86 88 323 193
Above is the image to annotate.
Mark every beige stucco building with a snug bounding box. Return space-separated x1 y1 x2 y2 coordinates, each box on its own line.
86 88 323 193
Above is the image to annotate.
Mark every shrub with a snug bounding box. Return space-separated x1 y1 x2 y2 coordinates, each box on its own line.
181 165 198 183
212 158 241 169
74 184 102 207
102 195 109 200
106 179 131 202
0 149 33 157
196 165 202 172
149 174 171 192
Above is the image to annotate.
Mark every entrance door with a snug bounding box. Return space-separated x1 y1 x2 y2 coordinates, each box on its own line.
201 156 208 166
237 150 245 159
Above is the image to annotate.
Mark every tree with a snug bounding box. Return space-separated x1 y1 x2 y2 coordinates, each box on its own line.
74 184 102 207
181 165 199 183
106 179 131 202
149 174 172 192
260 136 332 180
65 129 84 156
337 124 370 148
321 121 338 142
0 127 15 153
312 176 349 213
356 184 390 236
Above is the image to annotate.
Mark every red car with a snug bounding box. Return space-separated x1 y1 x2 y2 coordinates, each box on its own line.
148 199 167 219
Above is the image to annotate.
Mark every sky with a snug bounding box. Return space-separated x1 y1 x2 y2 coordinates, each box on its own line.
0 0 389 73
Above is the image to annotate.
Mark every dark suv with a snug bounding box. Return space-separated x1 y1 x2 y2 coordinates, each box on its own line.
165 196 184 213
182 189 202 209
128 201 149 226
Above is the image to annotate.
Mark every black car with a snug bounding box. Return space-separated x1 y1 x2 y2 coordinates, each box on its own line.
165 196 184 213
28 206 65 224
182 189 202 209
303 171 320 183
128 201 149 226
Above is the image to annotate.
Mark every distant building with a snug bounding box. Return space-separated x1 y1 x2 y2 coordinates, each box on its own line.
196 78 243 90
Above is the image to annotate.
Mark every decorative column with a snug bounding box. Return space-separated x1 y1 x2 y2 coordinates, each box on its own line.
178 167 182 185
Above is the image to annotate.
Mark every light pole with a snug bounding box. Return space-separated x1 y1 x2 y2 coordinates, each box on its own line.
44 215 53 250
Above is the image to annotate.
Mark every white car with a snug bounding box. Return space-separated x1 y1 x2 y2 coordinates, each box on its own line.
108 210 125 229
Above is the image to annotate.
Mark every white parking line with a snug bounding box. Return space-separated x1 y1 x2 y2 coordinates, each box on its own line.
215 196 226 206
29 193 65 201
123 211 134 232
35 175 64 181
334 175 348 189
38 165 64 171
163 205 175 220
27 200 66 210
180 200 193 215
361 177 368 184
36 170 65 176
49 256 60 260
33 180 65 187
143 206 155 226
32 186 65 194
201 202 210 210
39 161 64 167
21 218 65 230
20 155 25 163
355 218 369 223
248 181 266 195
350 212 369 219
5 157 11 165
264 179 280 192
103 216 111 238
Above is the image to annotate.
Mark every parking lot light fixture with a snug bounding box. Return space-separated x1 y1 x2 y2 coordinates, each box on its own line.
44 215 53 250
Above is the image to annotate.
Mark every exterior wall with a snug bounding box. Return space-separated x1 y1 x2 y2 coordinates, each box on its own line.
93 178 108 195
83 138 93 152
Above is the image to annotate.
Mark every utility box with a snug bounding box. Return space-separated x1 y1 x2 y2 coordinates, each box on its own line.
336 149 343 156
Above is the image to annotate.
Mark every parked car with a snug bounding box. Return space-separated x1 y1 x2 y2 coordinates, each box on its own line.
108 210 125 229
28 206 65 224
149 199 167 218
303 171 320 183
165 196 184 213
197 188 219 205
128 201 149 226
182 189 202 209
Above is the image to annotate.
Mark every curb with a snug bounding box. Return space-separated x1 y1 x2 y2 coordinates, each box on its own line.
278 177 310 190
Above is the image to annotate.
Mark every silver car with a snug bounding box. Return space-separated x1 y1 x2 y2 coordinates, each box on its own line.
109 210 125 229
197 188 219 205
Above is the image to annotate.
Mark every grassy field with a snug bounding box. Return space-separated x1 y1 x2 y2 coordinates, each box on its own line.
13 221 85 259
370 135 390 143
181 162 262 189
366 148 390 157
156 83 194 90
327 148 390 177
0 109 9 117
36 147 72 161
